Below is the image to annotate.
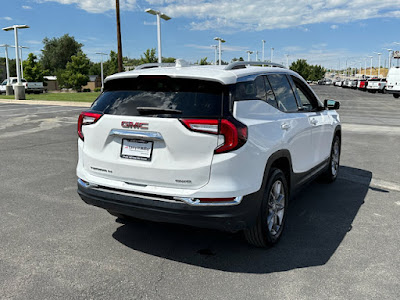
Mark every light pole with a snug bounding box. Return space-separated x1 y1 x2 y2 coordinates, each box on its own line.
270 47 274 62
0 44 13 95
285 54 289 68
18 46 29 79
145 9 171 64
373 52 382 77
364 58 367 77
2 24 30 100
211 45 218 65
383 48 393 69
367 56 373 77
96 52 108 92
255 50 259 61
262 40 265 62
246 50 253 61
214 37 225 66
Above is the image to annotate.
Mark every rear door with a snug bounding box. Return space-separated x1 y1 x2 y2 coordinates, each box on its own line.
81 76 226 189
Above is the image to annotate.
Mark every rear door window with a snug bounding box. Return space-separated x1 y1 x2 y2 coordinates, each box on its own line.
91 77 225 118
233 76 266 101
267 74 299 112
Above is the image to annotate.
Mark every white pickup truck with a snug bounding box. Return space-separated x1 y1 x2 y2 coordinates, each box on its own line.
0 78 45 94
366 78 386 93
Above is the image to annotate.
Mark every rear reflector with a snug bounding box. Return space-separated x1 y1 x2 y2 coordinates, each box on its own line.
78 111 103 140
180 117 247 154
199 197 236 203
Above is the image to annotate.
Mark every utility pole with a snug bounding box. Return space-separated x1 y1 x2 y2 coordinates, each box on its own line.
115 0 123 72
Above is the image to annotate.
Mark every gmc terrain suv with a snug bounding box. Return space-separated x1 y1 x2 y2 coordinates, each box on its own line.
77 61 341 247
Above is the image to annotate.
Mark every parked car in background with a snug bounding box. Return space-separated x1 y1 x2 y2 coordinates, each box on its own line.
386 67 400 98
0 78 44 94
366 78 386 93
357 79 368 91
348 79 358 89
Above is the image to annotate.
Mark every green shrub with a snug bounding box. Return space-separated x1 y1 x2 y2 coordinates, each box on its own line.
94 87 101 92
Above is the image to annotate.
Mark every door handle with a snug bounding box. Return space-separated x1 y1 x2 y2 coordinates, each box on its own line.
281 123 291 130
310 118 318 125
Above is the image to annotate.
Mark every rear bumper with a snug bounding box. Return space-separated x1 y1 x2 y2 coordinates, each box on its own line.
77 180 262 232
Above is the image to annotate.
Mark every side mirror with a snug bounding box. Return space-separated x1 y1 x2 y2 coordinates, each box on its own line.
324 99 340 110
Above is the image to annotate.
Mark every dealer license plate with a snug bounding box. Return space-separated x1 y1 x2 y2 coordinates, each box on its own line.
121 139 153 161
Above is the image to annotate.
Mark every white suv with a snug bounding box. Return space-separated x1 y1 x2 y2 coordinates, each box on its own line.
77 61 341 247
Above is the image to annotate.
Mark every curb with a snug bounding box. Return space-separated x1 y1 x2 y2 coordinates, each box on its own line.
0 99 92 107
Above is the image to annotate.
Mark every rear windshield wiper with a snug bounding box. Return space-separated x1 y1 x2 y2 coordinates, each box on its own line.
136 107 182 115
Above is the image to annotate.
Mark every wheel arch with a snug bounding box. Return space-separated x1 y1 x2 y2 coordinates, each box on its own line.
263 149 294 197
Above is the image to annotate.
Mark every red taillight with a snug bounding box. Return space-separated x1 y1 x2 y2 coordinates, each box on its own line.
77 111 103 141
180 117 248 154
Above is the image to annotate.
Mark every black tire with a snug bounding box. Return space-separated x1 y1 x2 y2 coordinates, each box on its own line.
244 168 288 248
319 135 341 183
393 94 399 99
382 88 386 94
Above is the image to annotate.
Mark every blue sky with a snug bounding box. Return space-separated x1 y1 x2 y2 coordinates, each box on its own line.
1 0 400 71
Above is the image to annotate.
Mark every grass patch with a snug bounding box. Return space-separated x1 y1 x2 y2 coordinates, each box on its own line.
0 92 100 102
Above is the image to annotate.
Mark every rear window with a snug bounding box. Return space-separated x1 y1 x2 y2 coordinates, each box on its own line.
91 77 225 118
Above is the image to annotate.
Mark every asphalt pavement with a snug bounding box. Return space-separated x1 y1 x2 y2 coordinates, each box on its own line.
0 87 399 300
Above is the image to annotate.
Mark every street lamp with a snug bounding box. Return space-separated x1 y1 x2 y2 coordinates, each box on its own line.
2 24 30 100
214 37 225 66
262 40 266 62
364 58 367 77
96 52 108 92
211 45 218 65
383 48 393 69
270 47 274 62
145 9 171 64
373 52 382 77
285 54 289 68
367 56 373 77
255 50 259 61
18 46 29 79
0 44 13 95
246 50 253 61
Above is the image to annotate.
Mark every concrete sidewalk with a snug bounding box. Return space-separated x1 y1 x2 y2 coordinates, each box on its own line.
0 98 92 107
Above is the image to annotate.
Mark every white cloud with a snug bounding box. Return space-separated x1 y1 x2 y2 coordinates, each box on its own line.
26 40 42 45
1 16 13 21
185 43 248 53
39 0 137 13
144 21 157 26
33 0 400 32
22 5 33 9
154 0 400 31
331 24 339 29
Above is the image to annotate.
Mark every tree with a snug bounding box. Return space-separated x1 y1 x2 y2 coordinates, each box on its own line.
22 53 46 82
140 48 157 64
41 34 83 73
89 62 101 76
58 51 90 91
104 50 119 76
289 59 326 81
162 57 175 63
197 57 211 65
290 59 310 80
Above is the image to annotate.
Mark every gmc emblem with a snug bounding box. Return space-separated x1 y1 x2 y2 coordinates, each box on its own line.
121 121 149 130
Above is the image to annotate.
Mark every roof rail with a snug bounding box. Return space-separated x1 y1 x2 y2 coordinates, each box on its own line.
135 63 175 70
224 61 285 70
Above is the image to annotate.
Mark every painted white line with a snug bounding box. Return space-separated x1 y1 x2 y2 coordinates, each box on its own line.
342 123 400 135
